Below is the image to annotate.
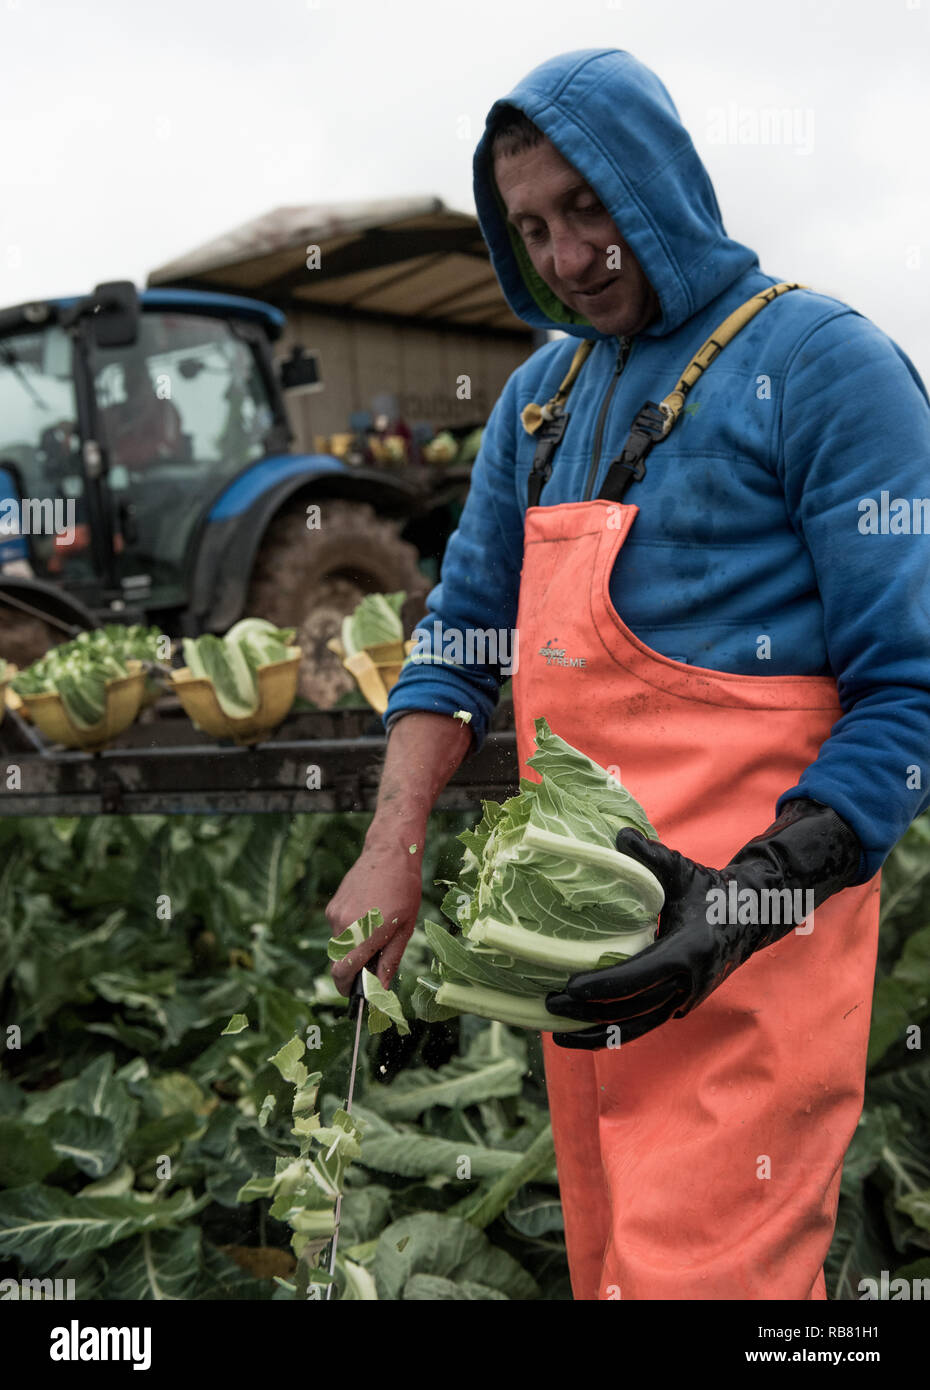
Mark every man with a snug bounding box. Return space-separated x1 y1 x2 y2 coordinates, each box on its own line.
101 355 184 471
327 49 930 1299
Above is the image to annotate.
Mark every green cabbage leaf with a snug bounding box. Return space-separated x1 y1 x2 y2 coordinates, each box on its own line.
340 592 405 658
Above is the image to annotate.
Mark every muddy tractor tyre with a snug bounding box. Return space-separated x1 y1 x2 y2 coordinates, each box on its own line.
245 499 430 707
0 604 65 670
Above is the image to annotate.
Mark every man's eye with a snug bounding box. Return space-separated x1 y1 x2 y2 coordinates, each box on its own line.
577 201 602 216
523 224 546 243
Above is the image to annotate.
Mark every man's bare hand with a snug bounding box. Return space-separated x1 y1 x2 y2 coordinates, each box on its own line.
325 710 473 995
326 822 425 994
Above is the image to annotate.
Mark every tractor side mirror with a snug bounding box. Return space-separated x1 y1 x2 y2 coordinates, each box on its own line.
279 345 323 394
90 281 140 349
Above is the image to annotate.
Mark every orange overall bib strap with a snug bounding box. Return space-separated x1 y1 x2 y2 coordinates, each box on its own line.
512 500 882 1300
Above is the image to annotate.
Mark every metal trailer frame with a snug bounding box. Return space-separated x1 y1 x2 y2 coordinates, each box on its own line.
0 704 519 817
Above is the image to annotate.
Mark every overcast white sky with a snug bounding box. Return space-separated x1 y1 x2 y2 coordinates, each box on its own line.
1 0 928 379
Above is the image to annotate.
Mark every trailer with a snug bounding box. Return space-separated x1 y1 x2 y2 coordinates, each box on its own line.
0 698 518 817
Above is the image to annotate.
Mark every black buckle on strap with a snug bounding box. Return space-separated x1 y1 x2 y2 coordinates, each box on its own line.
526 412 569 509
597 401 667 503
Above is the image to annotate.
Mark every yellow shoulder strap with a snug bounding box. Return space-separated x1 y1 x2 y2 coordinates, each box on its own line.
519 282 805 438
655 281 804 435
520 339 596 435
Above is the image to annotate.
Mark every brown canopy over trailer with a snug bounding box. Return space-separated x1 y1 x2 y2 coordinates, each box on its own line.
147 197 539 446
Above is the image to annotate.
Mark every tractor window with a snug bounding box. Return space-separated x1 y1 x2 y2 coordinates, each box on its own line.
92 313 276 596
0 326 85 581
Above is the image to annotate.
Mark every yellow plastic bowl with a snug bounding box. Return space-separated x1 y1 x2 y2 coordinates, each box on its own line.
326 637 416 715
170 647 301 745
18 660 147 751
1 663 20 719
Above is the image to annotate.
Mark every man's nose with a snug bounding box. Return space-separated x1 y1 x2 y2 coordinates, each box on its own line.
550 230 599 285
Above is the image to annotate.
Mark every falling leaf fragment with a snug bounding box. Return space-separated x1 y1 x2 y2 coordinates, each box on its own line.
327 908 410 1035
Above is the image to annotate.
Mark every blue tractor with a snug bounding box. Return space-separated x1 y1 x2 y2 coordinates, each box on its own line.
0 281 471 704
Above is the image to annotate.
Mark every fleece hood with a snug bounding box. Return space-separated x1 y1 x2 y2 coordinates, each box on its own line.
473 49 759 339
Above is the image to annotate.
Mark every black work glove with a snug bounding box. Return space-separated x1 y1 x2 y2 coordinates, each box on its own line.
545 798 863 1050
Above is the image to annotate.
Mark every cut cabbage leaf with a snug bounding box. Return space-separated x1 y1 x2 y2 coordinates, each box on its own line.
182 618 295 718
340 592 405 658
327 908 410 1036
416 717 663 1032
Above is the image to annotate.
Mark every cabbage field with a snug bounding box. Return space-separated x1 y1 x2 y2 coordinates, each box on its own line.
0 807 928 1300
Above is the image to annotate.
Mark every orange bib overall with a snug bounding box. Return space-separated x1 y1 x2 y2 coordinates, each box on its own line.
512 498 882 1300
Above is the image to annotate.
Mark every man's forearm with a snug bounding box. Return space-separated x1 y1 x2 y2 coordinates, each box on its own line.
368 712 473 846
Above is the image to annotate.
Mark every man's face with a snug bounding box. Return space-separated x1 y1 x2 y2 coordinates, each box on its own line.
493 137 659 337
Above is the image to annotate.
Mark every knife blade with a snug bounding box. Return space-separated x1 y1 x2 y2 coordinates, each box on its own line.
325 955 379 1297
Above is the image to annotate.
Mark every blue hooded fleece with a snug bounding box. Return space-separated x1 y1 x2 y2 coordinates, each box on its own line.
384 48 930 880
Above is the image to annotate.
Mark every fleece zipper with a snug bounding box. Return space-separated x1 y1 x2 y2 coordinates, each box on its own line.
581 335 634 501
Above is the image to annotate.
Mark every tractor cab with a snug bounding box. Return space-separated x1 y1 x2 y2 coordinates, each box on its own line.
0 283 305 615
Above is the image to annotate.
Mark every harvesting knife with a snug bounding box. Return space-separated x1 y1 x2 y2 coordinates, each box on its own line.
325 958 377 1297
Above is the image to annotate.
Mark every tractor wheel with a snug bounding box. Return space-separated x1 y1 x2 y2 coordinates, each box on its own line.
0 603 63 669
245 499 430 707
